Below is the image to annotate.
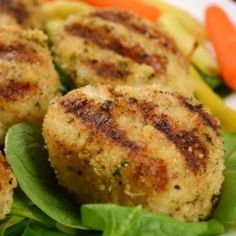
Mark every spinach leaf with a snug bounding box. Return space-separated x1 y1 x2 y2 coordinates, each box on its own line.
23 221 69 236
214 85 232 98
212 131 236 227
0 215 24 236
22 220 101 236
196 67 223 90
81 204 224 236
11 189 55 227
5 123 85 229
54 62 76 94
222 131 236 159
4 219 28 236
4 123 233 236
213 151 236 227
56 224 101 236
195 66 232 98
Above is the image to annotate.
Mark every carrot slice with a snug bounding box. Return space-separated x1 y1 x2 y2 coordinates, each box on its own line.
205 5 236 91
82 0 161 21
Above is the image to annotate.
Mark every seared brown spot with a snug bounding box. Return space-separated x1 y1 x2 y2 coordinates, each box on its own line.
92 9 132 24
91 9 178 53
61 96 140 153
0 0 28 24
84 59 130 79
0 81 37 101
184 101 220 135
139 101 208 174
61 93 169 192
0 42 43 64
134 158 168 191
66 23 166 75
175 94 220 135
100 100 113 112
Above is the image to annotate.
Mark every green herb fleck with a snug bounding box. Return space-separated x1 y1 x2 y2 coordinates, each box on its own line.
120 160 129 168
69 53 77 65
118 61 128 72
204 133 213 144
83 47 89 53
148 73 155 80
113 167 121 180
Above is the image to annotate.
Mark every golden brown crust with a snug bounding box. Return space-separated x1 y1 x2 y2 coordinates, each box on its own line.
91 9 178 53
0 81 37 101
133 157 169 192
0 27 59 134
65 22 167 75
0 41 44 64
0 0 29 25
60 94 170 192
43 85 224 221
0 151 17 220
61 95 141 154
0 0 43 29
84 59 130 80
52 9 192 95
138 102 209 174
179 96 220 134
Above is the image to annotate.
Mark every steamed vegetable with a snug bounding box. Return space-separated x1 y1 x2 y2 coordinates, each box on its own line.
41 0 93 19
141 0 206 41
45 19 63 38
158 13 219 75
205 5 236 91
190 66 236 132
42 0 160 21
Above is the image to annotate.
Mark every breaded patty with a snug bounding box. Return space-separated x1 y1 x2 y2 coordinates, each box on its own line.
0 0 43 29
43 85 224 222
0 151 17 220
0 27 59 140
52 9 192 95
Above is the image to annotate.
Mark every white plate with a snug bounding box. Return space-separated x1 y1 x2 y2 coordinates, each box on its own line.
166 0 236 110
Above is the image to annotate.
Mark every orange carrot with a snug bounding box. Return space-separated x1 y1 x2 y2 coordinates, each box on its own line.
82 0 161 21
205 5 236 91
